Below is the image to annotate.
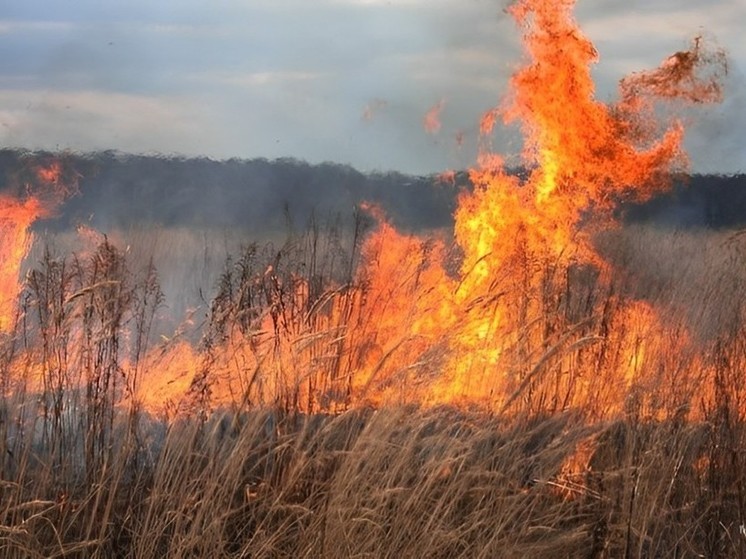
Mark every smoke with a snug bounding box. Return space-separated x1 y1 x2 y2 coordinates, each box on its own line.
686 67 746 174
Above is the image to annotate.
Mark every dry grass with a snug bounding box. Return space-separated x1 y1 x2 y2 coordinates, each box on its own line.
2 222 746 557
0 405 743 558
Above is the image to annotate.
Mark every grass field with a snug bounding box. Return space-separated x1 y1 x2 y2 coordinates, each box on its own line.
0 221 745 557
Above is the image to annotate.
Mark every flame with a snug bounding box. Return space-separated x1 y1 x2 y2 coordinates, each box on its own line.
0 159 76 332
0 1 729 423
35 160 63 185
424 99 446 134
0 195 47 331
342 0 724 412
436 169 457 187
128 0 725 416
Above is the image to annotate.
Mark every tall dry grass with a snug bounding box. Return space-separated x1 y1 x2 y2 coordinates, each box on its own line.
0 222 745 557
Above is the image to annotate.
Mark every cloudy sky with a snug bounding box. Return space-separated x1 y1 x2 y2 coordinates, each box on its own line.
0 0 744 175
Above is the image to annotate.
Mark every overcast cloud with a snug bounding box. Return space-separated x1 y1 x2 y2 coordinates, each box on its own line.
0 0 743 174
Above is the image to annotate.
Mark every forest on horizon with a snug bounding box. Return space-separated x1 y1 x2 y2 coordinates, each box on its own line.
1 148 745 234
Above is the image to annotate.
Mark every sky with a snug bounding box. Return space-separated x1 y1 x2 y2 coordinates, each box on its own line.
0 0 744 175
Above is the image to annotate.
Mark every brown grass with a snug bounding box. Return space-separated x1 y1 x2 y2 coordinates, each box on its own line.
1 222 746 557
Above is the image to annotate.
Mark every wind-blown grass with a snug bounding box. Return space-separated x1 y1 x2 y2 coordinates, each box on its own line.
1 222 746 557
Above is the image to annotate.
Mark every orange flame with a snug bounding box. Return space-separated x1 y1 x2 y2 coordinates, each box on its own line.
0 159 77 332
424 99 446 134
1 2 728 421
436 169 456 187
345 0 726 411
35 160 63 185
0 195 47 331
128 0 726 416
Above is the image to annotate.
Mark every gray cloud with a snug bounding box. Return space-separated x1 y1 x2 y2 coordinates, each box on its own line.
0 0 743 174
0 89 218 156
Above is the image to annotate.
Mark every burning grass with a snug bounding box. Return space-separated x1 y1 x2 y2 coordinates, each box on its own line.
0 223 743 557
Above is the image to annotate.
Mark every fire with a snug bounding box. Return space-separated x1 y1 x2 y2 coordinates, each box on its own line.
35 160 63 185
0 195 47 331
436 169 457 187
0 159 80 332
0 1 729 421
0 160 76 332
424 99 446 135
621 36 727 105
344 0 725 411
130 1 723 415
464 0 693 276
